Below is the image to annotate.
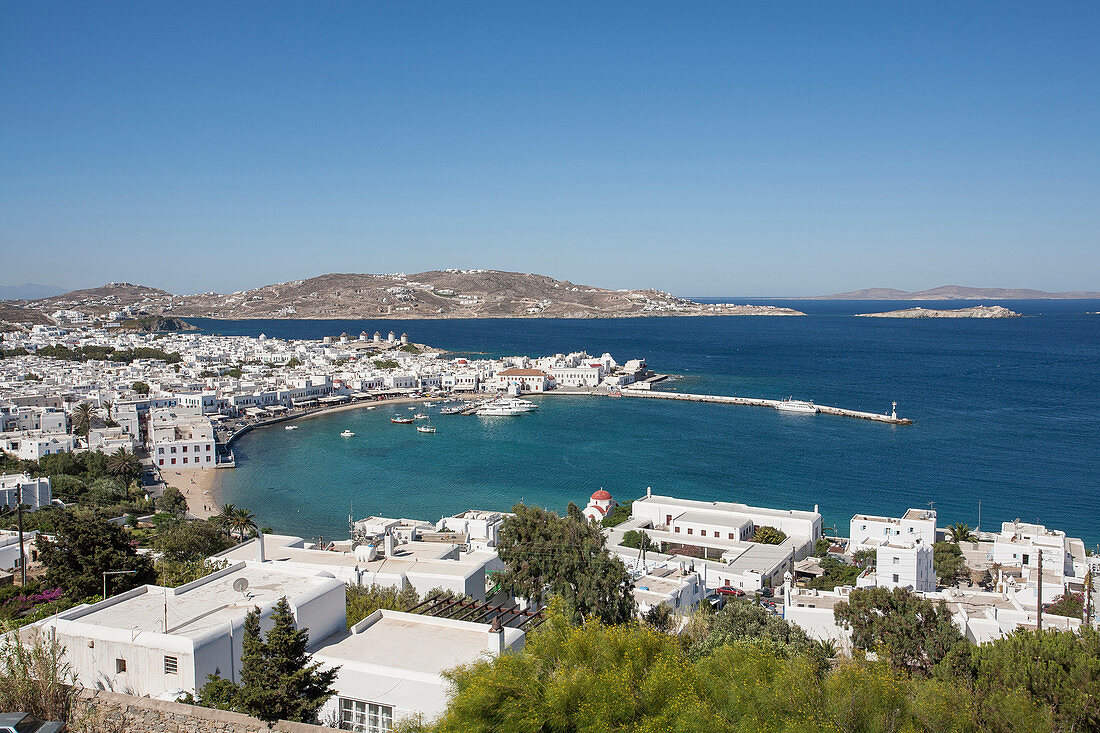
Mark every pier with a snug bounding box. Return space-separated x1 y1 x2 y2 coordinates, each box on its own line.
618 388 913 425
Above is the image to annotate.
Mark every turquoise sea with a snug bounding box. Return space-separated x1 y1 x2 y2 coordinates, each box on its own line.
191 300 1100 547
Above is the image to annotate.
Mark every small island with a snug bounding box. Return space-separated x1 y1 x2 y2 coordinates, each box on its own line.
855 305 1021 319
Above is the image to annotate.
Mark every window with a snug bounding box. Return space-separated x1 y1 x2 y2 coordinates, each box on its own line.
182 445 187 452
892 574 899 583
339 698 393 732
893 557 899 564
116 658 127 673
158 459 163 466
164 656 178 674
666 515 672 525
171 458 176 465
729 533 735 540
158 447 164 455
1023 554 1030 565
674 527 680 533
171 446 176 454
700 530 706 537
687 528 693 535
182 457 187 464
206 444 211 451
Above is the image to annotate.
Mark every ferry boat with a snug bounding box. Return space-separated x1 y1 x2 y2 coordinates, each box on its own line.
340 430 356 437
284 425 299 430
416 424 436 434
476 403 526 416
775 398 819 414
390 416 415 424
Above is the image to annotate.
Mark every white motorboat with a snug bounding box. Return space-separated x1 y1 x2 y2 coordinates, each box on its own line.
416 424 436 433
340 429 356 437
775 398 819 414
414 413 428 420
284 425 299 431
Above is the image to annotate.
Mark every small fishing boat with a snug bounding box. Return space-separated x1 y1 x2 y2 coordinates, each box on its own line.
285 425 299 430
439 405 466 415
340 430 355 437
390 416 415 424
416 424 436 434
413 413 428 420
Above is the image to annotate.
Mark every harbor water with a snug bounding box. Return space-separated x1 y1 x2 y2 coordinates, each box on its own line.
192 300 1100 546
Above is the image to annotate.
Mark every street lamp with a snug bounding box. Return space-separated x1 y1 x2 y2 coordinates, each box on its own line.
103 569 138 600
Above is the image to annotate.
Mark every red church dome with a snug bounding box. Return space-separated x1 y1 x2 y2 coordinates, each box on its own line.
590 489 612 501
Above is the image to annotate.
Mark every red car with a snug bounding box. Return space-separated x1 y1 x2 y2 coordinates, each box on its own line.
715 586 745 597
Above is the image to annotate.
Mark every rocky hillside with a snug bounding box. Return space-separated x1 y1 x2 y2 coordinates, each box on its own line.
855 305 1021 318
17 271 804 319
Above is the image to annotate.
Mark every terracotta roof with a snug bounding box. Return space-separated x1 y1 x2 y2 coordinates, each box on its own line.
591 489 612 500
498 368 547 377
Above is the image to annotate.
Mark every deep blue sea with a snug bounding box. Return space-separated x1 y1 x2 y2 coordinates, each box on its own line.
189 300 1100 547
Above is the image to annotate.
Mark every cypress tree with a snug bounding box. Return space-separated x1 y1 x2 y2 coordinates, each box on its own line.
197 597 339 723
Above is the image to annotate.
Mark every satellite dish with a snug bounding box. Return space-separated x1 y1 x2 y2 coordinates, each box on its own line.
232 578 249 594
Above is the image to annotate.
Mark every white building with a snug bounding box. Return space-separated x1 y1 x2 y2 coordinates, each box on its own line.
149 412 216 469
493 368 550 393
37 562 346 698
992 520 1087 590
437 510 508 551
0 474 52 511
313 610 525 729
857 540 936 593
849 509 937 553
548 365 604 388
0 431 75 460
0 529 40 571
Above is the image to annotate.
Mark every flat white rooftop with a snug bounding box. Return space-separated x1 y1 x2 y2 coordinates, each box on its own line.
637 494 821 522
65 562 338 638
315 610 516 676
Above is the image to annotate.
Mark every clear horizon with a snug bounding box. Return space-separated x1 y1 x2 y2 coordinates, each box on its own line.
2 2 1098 295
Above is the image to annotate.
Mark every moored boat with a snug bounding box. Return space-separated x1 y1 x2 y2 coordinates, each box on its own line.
775 398 818 414
340 429 355 437
390 416 415 424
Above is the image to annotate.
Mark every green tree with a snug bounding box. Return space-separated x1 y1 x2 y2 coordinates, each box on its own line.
933 540 969 586
87 477 127 506
620 529 655 551
600 501 632 528
684 598 829 669
131 380 151 395
285 357 302 368
345 583 422 627
154 519 234 563
106 447 140 484
946 522 975 543
496 503 635 625
751 525 787 545
156 486 189 516
940 628 1100 731
813 537 831 556
834 586 963 674
196 597 338 723
37 511 155 598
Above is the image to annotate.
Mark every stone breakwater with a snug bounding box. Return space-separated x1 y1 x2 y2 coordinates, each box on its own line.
855 305 1021 319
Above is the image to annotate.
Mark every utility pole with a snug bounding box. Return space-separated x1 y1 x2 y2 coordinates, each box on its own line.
15 484 26 586
1036 549 1043 632
1085 569 1094 630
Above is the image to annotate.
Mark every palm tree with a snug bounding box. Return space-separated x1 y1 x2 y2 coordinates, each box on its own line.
107 447 140 483
71 401 98 436
102 399 113 421
215 504 258 542
947 522 975 544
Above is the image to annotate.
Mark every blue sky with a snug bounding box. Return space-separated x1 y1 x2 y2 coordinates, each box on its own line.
2 2 1097 296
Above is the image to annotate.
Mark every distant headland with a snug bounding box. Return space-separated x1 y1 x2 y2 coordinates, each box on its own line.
0 272 805 322
810 285 1100 300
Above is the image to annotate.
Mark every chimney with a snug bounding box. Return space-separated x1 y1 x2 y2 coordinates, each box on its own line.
256 532 265 562
646 486 652 498
384 531 395 557
487 616 505 655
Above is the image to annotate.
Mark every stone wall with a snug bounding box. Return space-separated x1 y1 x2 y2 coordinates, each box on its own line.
73 689 331 733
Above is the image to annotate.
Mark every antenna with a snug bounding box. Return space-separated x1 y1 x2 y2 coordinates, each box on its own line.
232 577 249 599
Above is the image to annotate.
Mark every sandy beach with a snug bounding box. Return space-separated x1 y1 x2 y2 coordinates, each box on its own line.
162 467 222 519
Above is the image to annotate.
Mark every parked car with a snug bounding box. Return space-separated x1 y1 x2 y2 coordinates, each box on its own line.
0 713 66 733
714 586 745 597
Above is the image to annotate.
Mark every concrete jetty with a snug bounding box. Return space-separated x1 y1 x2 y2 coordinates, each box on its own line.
618 388 913 425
